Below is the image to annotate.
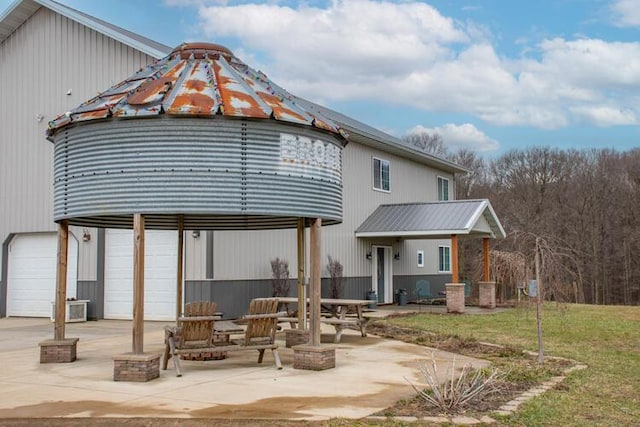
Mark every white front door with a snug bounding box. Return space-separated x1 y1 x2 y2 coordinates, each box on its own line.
7 233 78 317
372 245 393 304
104 229 178 321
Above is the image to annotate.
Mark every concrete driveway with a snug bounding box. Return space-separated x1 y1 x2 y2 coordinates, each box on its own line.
0 316 487 421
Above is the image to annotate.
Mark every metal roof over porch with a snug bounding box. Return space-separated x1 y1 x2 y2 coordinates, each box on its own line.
355 199 506 239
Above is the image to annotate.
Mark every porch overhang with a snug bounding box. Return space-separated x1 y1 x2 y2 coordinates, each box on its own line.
355 199 506 240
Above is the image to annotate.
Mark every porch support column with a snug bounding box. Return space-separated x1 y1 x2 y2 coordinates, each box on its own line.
451 234 459 283
132 213 145 355
113 213 159 382
297 218 306 330
483 237 490 282
54 220 68 341
309 217 321 346
40 220 79 363
293 217 335 371
176 215 184 320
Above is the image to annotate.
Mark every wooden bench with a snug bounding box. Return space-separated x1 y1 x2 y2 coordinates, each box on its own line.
163 298 283 377
321 317 367 343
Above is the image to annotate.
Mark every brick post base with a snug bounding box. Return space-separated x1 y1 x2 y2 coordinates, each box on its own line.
285 329 310 348
39 338 79 363
293 345 336 370
446 283 465 314
113 353 160 382
478 281 496 309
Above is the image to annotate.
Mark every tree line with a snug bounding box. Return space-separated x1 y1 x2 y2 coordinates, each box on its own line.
406 133 640 305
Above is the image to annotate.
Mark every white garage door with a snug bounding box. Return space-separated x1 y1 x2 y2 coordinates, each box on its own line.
104 229 177 321
7 233 78 318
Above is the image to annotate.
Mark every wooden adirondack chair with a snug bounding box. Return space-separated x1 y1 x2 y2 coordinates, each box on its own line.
162 298 283 377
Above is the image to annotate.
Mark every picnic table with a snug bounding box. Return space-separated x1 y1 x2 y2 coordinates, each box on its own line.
278 297 370 342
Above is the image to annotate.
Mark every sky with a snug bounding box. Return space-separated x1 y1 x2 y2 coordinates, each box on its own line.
2 0 639 155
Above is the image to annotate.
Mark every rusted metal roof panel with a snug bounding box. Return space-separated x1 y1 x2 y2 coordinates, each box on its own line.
47 42 347 141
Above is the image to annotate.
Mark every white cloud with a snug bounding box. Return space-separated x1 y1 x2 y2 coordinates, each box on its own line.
191 0 640 131
570 106 638 126
610 0 640 27
408 123 499 152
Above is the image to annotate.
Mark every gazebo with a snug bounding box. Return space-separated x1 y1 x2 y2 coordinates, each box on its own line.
41 42 348 380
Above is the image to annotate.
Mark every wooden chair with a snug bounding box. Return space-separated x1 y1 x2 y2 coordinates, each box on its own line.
184 300 218 317
162 298 283 377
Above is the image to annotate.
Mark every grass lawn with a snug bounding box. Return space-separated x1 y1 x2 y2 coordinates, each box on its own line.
383 303 640 426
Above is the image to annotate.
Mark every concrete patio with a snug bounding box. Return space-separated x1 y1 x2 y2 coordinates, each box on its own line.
0 311 489 422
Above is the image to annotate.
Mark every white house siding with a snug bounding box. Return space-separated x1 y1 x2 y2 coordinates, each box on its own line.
191 140 455 281
0 7 159 291
0 7 155 237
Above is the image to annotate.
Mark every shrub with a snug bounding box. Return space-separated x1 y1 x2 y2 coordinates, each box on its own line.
408 352 501 413
270 258 290 297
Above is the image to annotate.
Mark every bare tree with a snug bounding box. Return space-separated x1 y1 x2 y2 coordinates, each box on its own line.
403 131 448 156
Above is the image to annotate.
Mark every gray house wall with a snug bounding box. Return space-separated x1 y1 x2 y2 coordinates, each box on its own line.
184 134 455 312
0 6 159 312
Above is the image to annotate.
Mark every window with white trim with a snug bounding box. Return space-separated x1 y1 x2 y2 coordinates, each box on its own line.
373 157 390 192
417 250 424 268
438 246 451 272
437 176 449 201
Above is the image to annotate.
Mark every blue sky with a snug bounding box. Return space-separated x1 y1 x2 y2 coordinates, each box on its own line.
3 0 639 155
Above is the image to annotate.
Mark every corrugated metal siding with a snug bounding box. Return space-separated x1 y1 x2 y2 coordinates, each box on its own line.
52 118 343 229
0 6 158 282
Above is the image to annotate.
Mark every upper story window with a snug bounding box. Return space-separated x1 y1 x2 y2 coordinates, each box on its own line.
437 176 450 201
438 245 451 273
373 157 390 192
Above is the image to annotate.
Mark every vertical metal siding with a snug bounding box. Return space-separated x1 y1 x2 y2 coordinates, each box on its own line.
202 141 453 281
0 7 159 280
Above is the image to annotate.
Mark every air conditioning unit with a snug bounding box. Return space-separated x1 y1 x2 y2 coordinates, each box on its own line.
51 300 89 323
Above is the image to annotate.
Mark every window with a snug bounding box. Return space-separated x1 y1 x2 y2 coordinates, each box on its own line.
438 246 451 272
437 176 449 201
373 157 390 192
417 250 424 268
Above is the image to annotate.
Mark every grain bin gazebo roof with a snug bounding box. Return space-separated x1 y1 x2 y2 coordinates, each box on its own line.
47 42 348 230
45 42 346 372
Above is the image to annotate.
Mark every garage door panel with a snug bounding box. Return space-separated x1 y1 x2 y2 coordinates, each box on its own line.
104 229 178 321
7 234 78 318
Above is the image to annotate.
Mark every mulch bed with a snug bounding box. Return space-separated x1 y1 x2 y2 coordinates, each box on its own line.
367 319 574 418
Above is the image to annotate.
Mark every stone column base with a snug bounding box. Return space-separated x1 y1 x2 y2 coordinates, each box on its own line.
39 338 79 363
285 329 310 348
479 281 496 309
113 353 160 382
446 283 465 314
293 344 336 370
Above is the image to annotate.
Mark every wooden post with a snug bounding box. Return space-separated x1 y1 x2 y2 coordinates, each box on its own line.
297 218 306 330
483 237 490 282
309 218 321 346
176 215 184 320
132 214 145 355
451 234 459 283
54 220 69 341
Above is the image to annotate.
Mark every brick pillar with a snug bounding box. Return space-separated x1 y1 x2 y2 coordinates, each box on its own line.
293 344 336 370
286 329 310 348
113 353 160 382
446 283 465 314
39 338 79 363
478 281 496 309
